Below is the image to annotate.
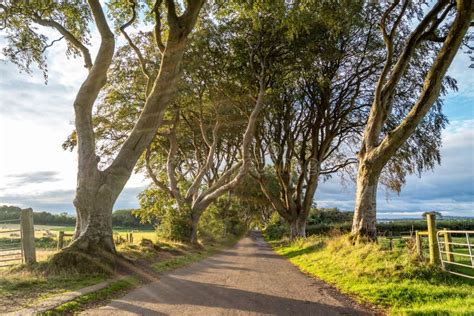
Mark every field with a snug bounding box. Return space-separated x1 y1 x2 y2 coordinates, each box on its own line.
0 226 157 270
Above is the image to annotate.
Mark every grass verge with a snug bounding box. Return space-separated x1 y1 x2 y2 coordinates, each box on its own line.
0 269 107 314
153 235 240 273
268 234 474 315
39 276 139 315
26 234 241 314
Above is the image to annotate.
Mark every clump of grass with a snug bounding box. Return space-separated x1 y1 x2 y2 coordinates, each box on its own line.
271 235 474 315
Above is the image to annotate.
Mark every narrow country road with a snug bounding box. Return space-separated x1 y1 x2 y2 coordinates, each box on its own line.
83 232 374 315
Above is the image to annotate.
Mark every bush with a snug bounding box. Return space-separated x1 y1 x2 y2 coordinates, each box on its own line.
264 213 289 240
198 198 248 241
135 188 193 242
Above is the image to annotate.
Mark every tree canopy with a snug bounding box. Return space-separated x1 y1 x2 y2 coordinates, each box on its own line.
1 0 472 259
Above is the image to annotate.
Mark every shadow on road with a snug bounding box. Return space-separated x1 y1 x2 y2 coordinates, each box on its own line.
108 276 367 315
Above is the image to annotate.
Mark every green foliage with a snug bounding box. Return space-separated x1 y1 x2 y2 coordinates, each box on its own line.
0 205 75 226
112 209 154 229
264 212 288 240
0 205 152 229
271 236 474 315
265 208 353 238
1 0 92 79
307 208 353 225
266 208 474 237
198 196 247 241
136 188 193 242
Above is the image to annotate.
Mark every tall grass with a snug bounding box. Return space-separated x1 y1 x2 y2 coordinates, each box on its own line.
271 235 474 315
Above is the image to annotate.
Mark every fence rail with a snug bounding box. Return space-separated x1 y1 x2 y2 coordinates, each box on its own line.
437 230 474 280
0 209 37 268
0 218 23 267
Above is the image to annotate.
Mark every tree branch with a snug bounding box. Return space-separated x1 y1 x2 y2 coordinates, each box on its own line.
145 145 174 198
119 0 150 78
32 14 92 69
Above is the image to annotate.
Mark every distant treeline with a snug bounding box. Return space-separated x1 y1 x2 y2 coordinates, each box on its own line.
267 207 474 238
0 205 153 229
306 220 474 236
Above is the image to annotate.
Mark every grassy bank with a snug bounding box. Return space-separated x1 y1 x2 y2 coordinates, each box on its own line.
40 277 140 315
0 271 107 314
0 233 241 314
269 235 474 315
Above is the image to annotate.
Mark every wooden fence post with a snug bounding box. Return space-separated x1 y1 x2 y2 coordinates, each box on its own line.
388 231 393 251
415 231 422 258
442 228 454 262
20 208 36 264
57 231 65 250
427 213 440 265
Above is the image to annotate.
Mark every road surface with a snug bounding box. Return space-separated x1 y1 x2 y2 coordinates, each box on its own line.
83 232 374 315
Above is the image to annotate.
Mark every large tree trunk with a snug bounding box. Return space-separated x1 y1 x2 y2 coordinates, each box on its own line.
189 210 202 244
69 173 124 253
289 215 307 239
50 174 124 272
71 203 115 253
351 159 380 242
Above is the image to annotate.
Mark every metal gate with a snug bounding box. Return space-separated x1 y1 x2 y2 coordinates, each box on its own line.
437 230 474 279
0 218 23 268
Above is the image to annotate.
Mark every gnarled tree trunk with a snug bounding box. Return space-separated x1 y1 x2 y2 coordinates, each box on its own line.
351 160 380 241
289 214 307 239
189 210 202 245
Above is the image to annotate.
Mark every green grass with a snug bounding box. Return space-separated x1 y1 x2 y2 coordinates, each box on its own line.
0 271 106 313
269 235 474 315
39 277 139 315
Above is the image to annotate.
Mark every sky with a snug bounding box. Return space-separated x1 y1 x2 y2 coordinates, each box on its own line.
0 30 473 219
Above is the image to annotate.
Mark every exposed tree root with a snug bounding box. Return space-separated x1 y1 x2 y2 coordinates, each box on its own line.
348 232 378 245
47 247 118 275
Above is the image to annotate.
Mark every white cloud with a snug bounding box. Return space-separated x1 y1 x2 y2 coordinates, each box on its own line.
317 120 474 218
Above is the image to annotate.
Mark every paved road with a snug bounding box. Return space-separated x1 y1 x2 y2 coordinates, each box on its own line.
83 232 373 315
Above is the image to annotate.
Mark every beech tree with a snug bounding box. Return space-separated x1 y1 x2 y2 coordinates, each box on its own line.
351 0 474 241
253 1 378 239
92 2 288 243
1 0 205 257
